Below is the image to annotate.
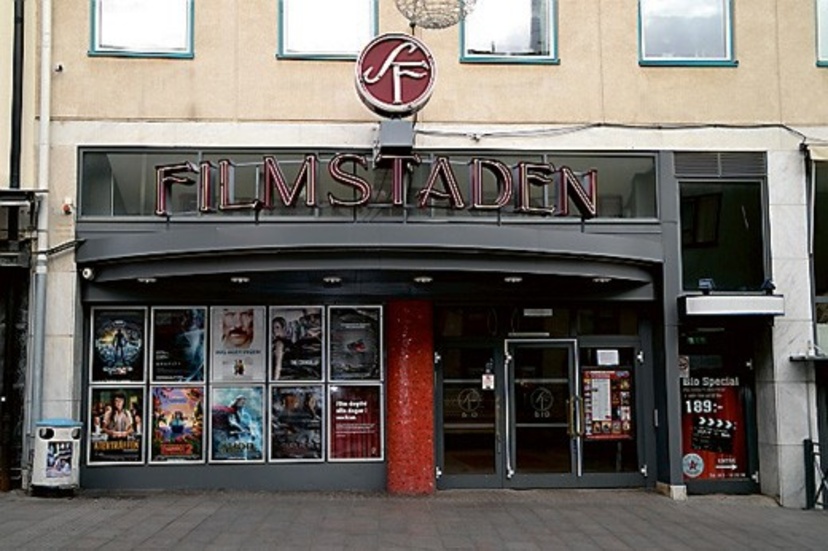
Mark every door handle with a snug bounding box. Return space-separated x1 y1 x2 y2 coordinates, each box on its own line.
504 353 515 479
567 397 574 437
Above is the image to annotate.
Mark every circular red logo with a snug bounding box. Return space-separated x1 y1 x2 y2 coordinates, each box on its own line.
355 33 436 118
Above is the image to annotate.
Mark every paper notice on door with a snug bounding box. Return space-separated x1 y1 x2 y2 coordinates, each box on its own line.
597 349 619 366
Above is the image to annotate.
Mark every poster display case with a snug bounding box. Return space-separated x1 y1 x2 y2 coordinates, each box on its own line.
86 304 385 468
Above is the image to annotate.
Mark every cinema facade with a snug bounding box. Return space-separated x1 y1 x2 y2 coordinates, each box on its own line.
48 112 812 503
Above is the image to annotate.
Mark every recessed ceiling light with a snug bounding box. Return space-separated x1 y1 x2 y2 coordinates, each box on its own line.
504 276 523 284
592 277 612 284
231 276 250 284
137 277 156 284
414 275 433 284
323 275 342 285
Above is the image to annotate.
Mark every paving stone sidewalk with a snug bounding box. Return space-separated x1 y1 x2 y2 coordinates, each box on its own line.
0 488 826 550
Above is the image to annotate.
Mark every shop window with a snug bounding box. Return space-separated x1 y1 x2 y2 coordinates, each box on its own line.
638 0 736 66
90 0 194 58
461 0 557 63
680 181 765 292
815 162 828 351
819 0 828 66
278 0 376 59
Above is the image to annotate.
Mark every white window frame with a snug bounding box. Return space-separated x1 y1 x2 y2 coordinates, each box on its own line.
638 0 736 66
90 0 194 58
818 0 828 66
461 0 558 64
278 0 377 60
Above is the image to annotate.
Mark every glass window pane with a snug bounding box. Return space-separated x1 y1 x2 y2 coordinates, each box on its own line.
820 1 828 63
680 181 765 291
281 0 375 58
463 0 555 60
640 0 731 61
93 0 193 56
815 163 828 297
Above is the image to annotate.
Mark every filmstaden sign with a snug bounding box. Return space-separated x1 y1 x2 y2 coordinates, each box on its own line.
355 33 436 118
154 155 598 219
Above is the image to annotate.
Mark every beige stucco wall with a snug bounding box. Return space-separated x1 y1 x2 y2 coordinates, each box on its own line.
45 0 828 127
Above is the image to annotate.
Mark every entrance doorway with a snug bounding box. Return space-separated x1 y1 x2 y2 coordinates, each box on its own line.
436 338 648 489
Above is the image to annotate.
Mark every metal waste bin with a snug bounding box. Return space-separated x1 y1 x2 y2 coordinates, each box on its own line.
31 418 83 491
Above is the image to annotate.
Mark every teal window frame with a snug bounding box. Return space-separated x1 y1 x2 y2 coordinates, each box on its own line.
638 0 737 67
460 0 559 65
89 0 194 59
277 0 378 61
818 0 828 67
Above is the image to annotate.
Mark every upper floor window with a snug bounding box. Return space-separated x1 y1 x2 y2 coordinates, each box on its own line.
461 0 557 64
638 0 735 66
90 0 194 58
278 0 376 60
818 0 828 66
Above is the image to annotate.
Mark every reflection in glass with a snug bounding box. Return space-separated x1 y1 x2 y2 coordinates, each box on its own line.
680 181 764 291
640 0 731 61
281 0 375 57
464 0 555 60
94 0 192 55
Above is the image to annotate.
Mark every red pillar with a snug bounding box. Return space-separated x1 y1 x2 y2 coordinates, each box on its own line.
386 300 434 494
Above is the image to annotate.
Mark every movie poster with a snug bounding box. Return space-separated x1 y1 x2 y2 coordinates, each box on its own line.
151 307 206 382
210 306 266 383
210 385 264 462
328 306 382 381
329 385 382 461
45 442 74 479
269 306 323 381
270 385 324 461
90 308 146 383
150 386 204 463
680 356 748 481
88 386 145 464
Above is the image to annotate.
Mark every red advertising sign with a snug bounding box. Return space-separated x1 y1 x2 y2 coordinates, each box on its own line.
355 33 436 118
329 385 382 460
680 366 748 480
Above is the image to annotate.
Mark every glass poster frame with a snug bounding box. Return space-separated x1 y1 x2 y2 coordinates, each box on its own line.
88 386 146 465
209 385 265 463
210 306 267 383
90 307 147 383
328 306 383 381
150 386 205 464
328 384 383 461
269 306 324 381
151 306 207 383
269 385 324 462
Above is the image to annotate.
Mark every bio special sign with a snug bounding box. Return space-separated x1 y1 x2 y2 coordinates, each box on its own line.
680 356 748 481
355 33 436 118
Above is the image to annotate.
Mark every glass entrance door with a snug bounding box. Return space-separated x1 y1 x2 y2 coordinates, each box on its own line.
437 339 647 489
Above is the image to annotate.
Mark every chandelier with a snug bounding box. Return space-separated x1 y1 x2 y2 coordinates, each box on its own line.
395 0 478 30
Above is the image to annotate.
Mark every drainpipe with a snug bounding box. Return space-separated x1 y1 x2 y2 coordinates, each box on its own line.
25 0 52 475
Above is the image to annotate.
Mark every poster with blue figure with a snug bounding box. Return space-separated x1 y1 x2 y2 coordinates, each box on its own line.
91 308 146 383
210 385 265 462
151 307 206 382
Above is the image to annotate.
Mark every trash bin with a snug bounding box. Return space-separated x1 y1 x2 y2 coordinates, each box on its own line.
31 418 83 491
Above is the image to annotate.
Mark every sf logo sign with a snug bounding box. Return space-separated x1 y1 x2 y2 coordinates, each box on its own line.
355 33 436 118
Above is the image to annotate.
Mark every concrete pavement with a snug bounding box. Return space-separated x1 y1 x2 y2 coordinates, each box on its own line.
0 488 826 550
